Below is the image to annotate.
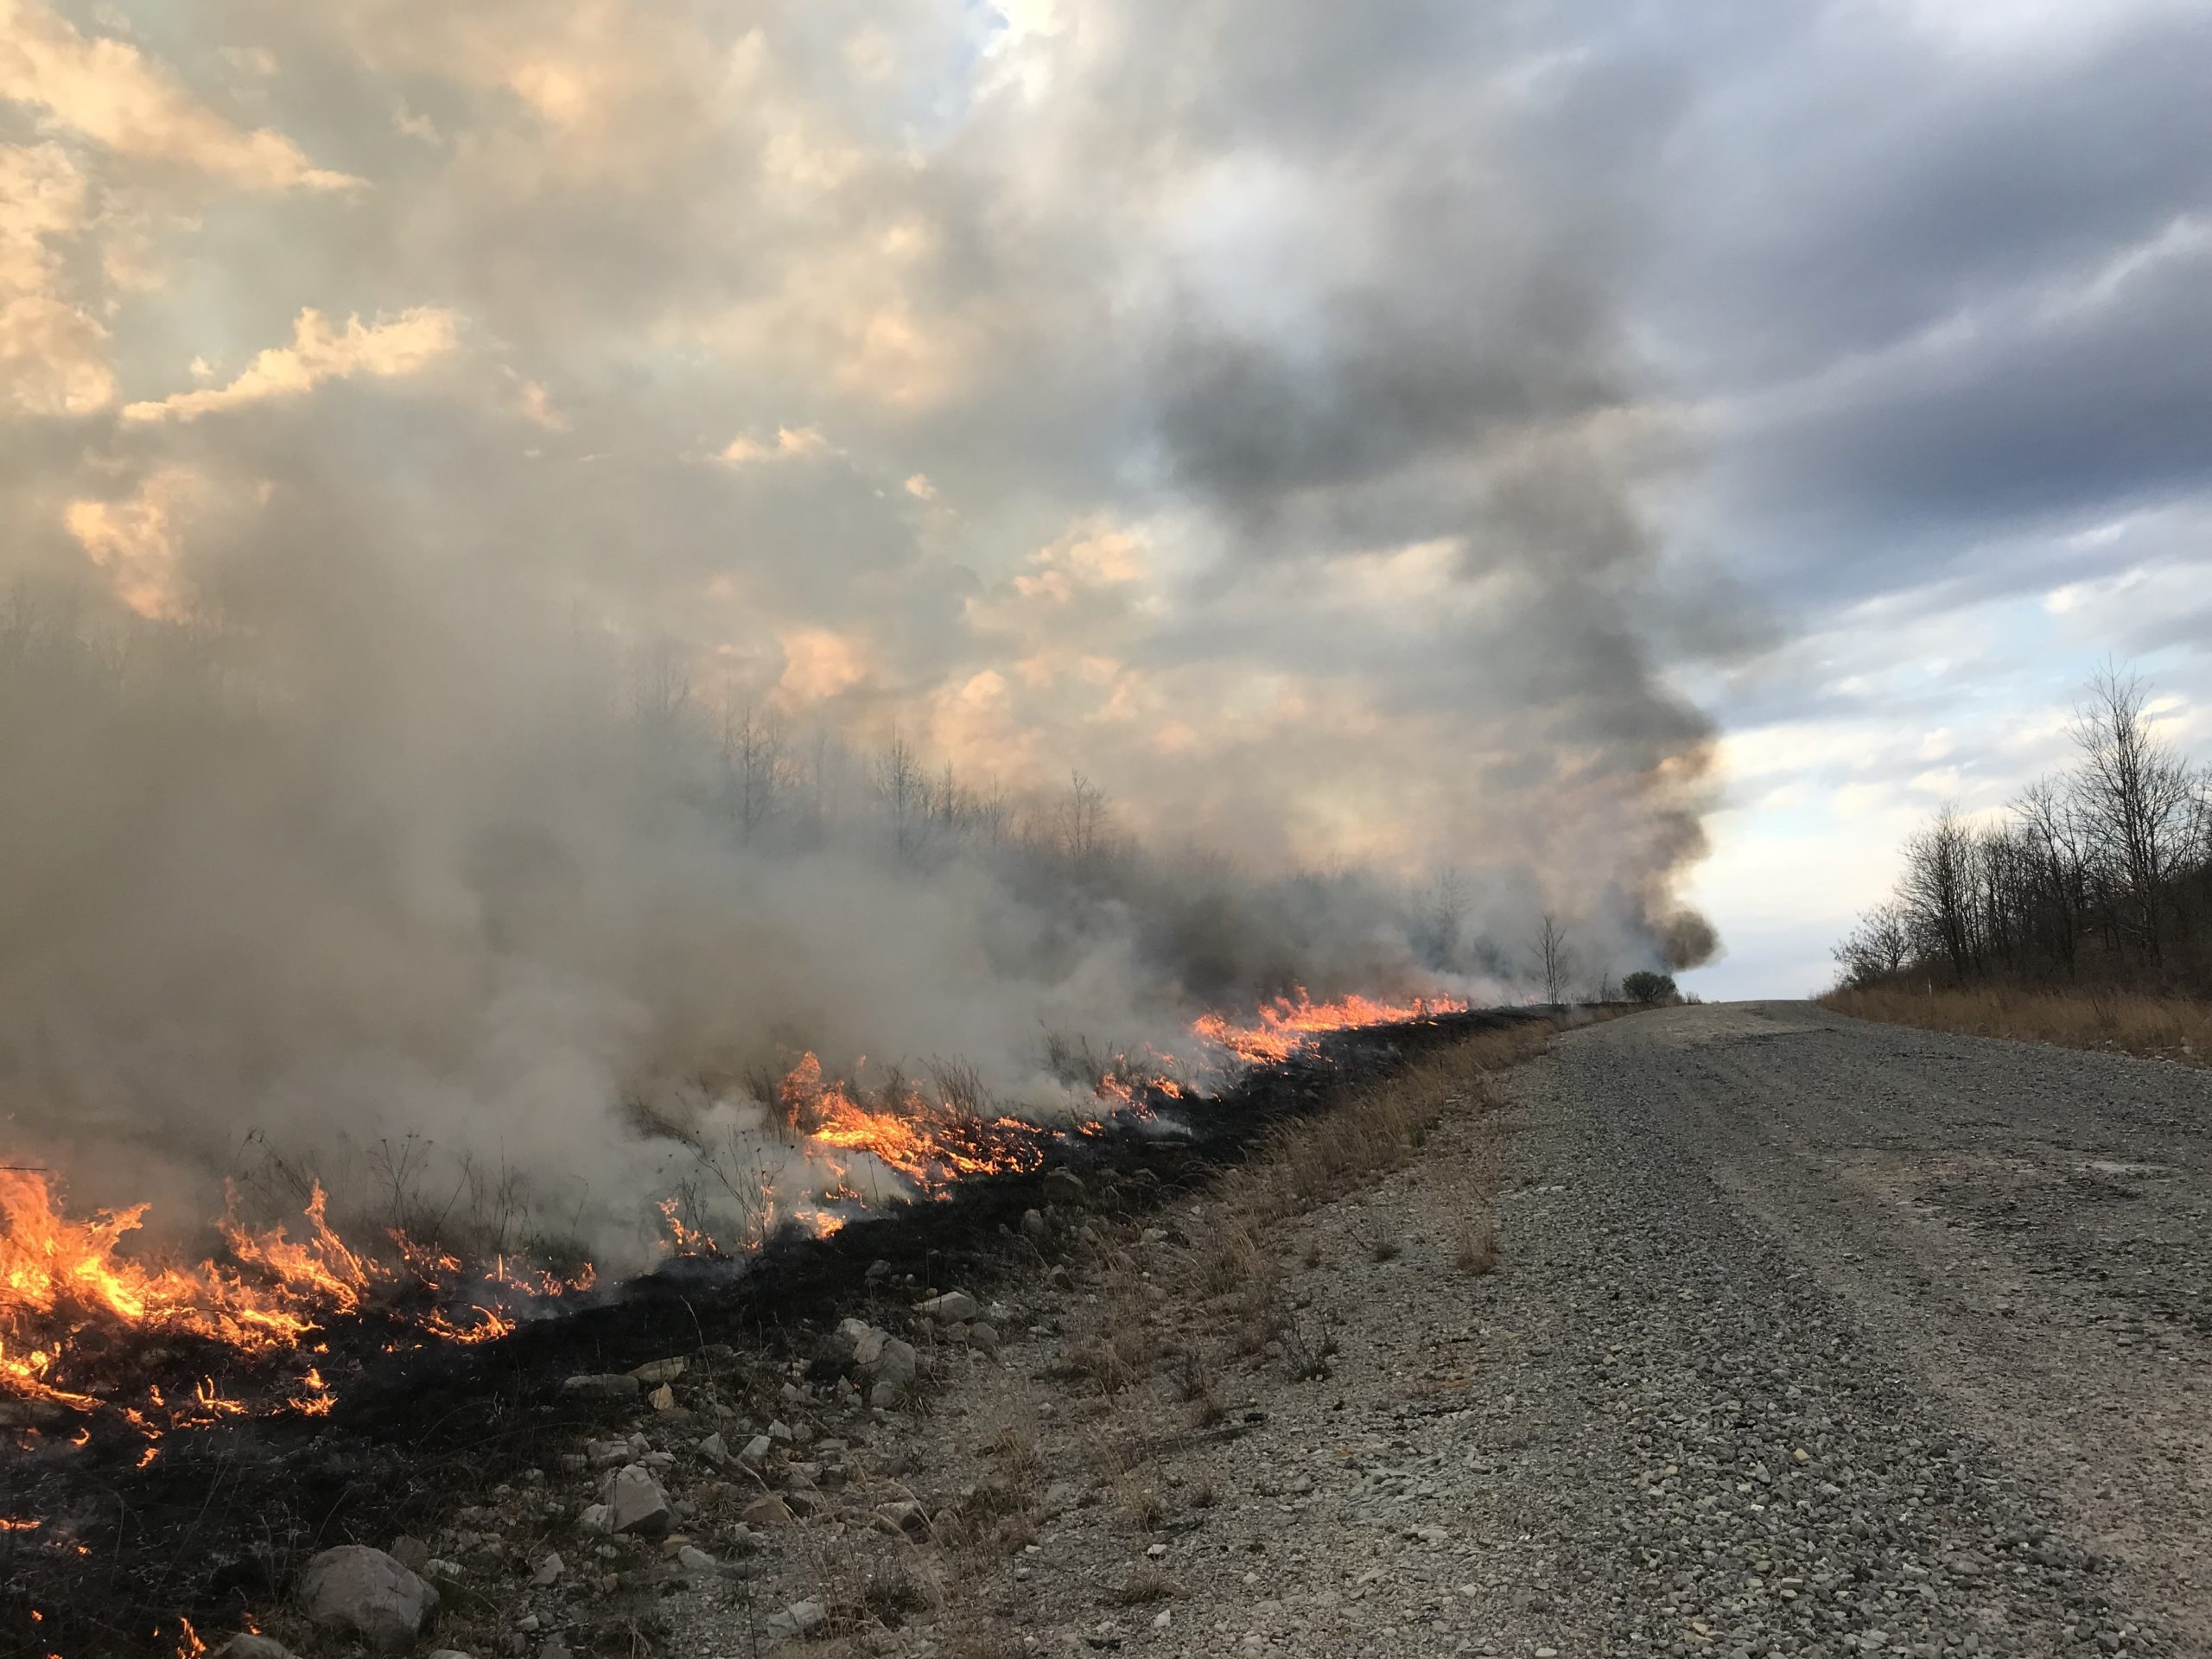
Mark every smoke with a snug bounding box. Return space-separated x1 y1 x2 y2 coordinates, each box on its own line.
0 0 1719 1258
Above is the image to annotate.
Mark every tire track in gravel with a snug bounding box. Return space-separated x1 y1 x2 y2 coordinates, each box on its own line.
1480 1001 2209 1659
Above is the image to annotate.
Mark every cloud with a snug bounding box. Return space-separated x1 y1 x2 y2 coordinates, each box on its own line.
63 463 203 618
0 0 359 191
0 139 112 412
120 307 460 423
718 424 830 465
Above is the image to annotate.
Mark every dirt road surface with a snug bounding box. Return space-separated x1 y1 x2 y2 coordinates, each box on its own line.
1471 1001 2212 1658
670 1001 2212 1658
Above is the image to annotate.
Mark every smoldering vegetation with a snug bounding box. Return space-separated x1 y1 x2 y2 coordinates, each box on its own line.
0 586 1695 1267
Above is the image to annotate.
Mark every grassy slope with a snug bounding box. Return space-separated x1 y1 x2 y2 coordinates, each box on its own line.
1823 983 2209 1067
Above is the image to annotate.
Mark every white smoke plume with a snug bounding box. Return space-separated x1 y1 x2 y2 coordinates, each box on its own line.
0 0 1718 1261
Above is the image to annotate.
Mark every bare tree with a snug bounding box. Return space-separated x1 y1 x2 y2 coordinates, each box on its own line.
1833 902 1910 988
718 699 788 842
974 774 1010 847
631 639 692 739
1897 804 1975 981
1836 664 2212 993
2070 664 2193 967
1533 912 1572 1007
875 726 924 858
2013 775 2088 975
1421 865 1469 968
1058 771 1108 866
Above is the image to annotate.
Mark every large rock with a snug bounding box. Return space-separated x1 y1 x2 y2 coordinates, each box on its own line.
916 1290 978 1323
868 1337 918 1392
631 1356 687 1385
606 1463 672 1537
764 1600 826 1641
217 1638 298 1659
297 1544 438 1655
741 1494 794 1528
1042 1168 1085 1205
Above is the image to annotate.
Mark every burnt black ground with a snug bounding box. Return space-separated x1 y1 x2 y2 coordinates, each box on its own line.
0 1010 1531 1659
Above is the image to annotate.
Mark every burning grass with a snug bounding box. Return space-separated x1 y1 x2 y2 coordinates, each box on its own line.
1824 984 2210 1066
1 995 1515 1657
0 991 1455 1437
1191 988 1472 1065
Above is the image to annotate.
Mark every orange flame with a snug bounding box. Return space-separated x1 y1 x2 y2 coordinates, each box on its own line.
3 993 1448 1440
1192 988 1469 1065
776 1052 1052 1194
0 1168 596 1431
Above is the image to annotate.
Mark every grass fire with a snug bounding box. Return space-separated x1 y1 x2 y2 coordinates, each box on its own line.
0 997 1429 1446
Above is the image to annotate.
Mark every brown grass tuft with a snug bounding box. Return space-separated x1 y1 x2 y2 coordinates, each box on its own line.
1106 1564 1176 1605
1452 1208 1501 1276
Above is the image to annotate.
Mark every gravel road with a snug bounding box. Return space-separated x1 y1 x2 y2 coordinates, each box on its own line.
1427 999 2212 1659
665 1001 2212 1658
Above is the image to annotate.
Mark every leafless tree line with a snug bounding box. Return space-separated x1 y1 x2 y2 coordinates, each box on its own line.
0 588 1664 1016
707 694 1109 875
1835 665 2212 992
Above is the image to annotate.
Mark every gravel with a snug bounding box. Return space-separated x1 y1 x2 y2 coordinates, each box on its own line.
661 1001 2211 1658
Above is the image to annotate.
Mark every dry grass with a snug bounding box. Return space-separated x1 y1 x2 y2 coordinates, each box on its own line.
1217 1020 1550 1226
1825 984 2210 1065
1452 1207 1501 1276
1361 1225 1402 1262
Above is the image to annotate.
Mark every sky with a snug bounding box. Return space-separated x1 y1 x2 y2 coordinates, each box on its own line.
3 0 2209 1012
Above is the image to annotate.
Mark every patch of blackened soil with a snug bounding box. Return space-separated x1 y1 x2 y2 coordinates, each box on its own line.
0 1009 1532 1657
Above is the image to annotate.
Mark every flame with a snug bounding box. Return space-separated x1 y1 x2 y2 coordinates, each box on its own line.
0 1168 595 1431
423 1305 518 1345
2 994 1450 1440
175 1617 207 1659
0 1170 374 1368
1191 988 1468 1064
776 1052 1054 1193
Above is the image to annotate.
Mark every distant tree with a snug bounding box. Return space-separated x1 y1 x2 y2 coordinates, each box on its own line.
1832 663 2212 995
1532 912 1573 1006
1832 903 1910 988
1420 864 1469 968
1058 770 1108 865
875 726 924 858
2070 664 2194 968
1897 804 1976 982
718 699 788 842
1622 969 1676 1005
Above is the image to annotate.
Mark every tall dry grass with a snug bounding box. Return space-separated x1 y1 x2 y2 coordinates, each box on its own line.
1216 1020 1553 1224
1824 984 2209 1065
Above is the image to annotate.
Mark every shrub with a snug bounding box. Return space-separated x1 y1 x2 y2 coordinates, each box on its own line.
1623 970 1677 1005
